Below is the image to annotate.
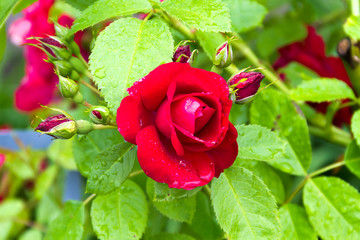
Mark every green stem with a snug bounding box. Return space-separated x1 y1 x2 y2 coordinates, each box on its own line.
93 124 117 130
203 185 211 198
129 169 144 178
83 193 96 205
282 176 309 205
283 160 346 205
80 79 101 96
158 11 195 39
309 161 346 178
308 126 351 147
211 65 223 74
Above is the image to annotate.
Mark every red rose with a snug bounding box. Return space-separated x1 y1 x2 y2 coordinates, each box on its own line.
117 62 238 190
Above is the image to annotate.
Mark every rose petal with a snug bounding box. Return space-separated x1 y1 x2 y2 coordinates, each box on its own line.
136 125 215 190
206 123 238 177
117 95 154 144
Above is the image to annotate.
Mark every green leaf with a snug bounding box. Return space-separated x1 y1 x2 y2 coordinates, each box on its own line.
196 31 225 59
250 88 311 175
70 0 152 34
189 192 223 240
290 78 356 102
47 139 76 170
235 124 285 162
223 0 267 33
351 110 360 148
149 233 196 240
0 0 19 29
35 165 58 199
303 177 360 240
91 180 148 240
0 199 25 240
89 17 173 113
86 142 135 195
345 140 360 178
279 204 317 240
146 178 196 223
344 15 360 40
36 194 61 225
45 200 84 240
5 154 35 180
64 0 97 10
0 26 5 62
161 0 231 32
256 19 307 58
72 129 123 177
153 182 201 202
237 160 285 203
211 166 280 240
19 229 42 240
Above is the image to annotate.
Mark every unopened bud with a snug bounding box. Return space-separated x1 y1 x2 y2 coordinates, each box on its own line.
213 41 233 68
35 114 76 139
173 45 191 63
89 106 110 124
229 71 265 104
40 37 72 60
58 76 79 98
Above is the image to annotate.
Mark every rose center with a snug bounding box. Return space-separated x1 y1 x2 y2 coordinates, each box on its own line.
171 96 215 134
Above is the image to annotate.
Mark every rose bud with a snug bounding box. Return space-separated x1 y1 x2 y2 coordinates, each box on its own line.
173 45 191 63
89 106 110 124
228 71 265 104
58 75 79 98
39 37 72 60
35 114 76 139
213 41 233 68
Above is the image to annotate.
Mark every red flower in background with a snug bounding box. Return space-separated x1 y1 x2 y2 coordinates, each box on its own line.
273 26 352 126
8 0 87 112
117 63 238 190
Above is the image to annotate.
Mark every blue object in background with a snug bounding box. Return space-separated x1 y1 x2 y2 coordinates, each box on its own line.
0 130 82 202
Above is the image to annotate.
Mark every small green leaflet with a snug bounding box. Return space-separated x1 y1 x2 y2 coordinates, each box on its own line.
72 129 123 177
351 110 360 147
35 165 58 199
69 0 152 34
89 17 174 113
211 166 280 240
279 204 317 240
250 88 311 176
146 178 196 223
64 0 97 10
290 78 356 102
303 177 360 240
344 141 360 179
153 182 201 202
235 124 285 162
161 0 231 32
344 15 360 40
44 200 85 240
149 233 196 240
223 0 267 33
91 180 148 240
237 160 285 203
86 142 136 195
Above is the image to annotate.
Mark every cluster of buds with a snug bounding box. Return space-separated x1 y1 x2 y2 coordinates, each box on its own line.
228 70 265 104
213 40 233 68
172 41 198 64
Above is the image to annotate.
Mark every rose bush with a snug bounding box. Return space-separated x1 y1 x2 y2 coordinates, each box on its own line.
117 62 238 190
